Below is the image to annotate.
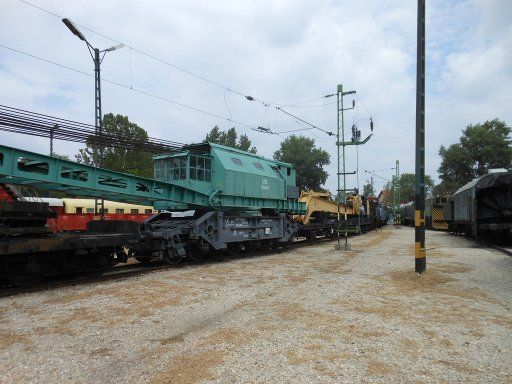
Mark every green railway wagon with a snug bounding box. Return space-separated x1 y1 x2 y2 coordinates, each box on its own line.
153 142 303 213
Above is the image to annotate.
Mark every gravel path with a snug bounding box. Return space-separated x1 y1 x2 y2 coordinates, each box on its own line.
1 227 511 383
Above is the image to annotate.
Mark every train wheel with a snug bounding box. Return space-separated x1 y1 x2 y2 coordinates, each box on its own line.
227 243 243 258
188 250 205 263
306 231 316 242
211 248 226 261
130 249 154 265
163 247 183 265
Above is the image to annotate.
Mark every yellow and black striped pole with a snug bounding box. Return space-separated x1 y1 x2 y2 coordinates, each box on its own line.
415 0 426 273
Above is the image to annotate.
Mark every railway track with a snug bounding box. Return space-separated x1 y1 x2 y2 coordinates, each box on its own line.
488 244 512 257
0 235 339 296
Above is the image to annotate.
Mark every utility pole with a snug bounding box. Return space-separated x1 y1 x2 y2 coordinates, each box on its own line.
50 124 57 157
415 0 426 273
393 160 400 226
335 84 373 251
62 18 124 217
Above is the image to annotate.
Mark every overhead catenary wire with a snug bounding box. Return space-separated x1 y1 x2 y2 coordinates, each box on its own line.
0 104 186 153
15 0 334 131
15 0 325 109
0 43 262 131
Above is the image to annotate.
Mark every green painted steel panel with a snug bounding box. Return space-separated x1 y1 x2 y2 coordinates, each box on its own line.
0 144 305 214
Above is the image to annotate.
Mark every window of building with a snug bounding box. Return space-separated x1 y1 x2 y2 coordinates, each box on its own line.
253 162 264 170
131 209 139 214
145 209 153 214
190 155 211 182
115 208 124 214
231 158 243 166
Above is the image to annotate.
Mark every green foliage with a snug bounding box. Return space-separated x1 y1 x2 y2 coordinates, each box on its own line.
52 153 70 160
204 126 256 153
75 113 153 177
383 173 435 204
362 182 375 197
273 135 330 191
437 119 512 193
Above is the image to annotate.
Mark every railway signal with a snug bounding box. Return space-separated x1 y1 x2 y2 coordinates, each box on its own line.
335 84 373 251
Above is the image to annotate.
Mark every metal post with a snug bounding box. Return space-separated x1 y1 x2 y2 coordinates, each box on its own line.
50 124 57 156
335 84 370 250
93 48 104 218
94 48 103 165
415 0 426 273
336 89 341 246
341 85 348 247
335 84 350 250
396 160 400 208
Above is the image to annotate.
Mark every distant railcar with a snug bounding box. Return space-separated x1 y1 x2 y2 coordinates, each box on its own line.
425 195 450 230
400 201 415 226
40 198 156 232
452 170 512 244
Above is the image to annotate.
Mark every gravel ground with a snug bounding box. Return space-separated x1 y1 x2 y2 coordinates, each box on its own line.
0 226 511 383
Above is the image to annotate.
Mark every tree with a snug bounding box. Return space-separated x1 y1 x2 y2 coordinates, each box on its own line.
362 182 375 197
75 113 153 177
204 126 256 153
382 173 435 204
437 119 512 193
273 135 330 191
52 153 70 161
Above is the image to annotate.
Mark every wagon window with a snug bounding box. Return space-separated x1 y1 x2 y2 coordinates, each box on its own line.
271 166 283 178
253 162 264 170
190 155 211 182
115 208 124 214
154 159 164 179
169 156 187 181
86 208 94 213
131 208 139 214
231 158 243 166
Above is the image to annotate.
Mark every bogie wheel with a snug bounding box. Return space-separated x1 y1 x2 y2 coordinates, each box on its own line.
227 243 243 258
163 247 183 266
135 256 154 265
130 250 155 265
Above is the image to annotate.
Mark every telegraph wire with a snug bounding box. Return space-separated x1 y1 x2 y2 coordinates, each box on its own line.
0 43 261 131
15 0 334 128
1 42 334 138
274 107 334 136
0 104 186 153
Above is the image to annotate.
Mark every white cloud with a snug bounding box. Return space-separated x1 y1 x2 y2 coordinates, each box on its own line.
0 0 510 196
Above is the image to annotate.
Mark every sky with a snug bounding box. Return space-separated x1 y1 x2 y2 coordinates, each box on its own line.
1 0 511 194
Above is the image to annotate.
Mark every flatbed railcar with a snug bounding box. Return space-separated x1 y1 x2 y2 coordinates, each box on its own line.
0 142 385 284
